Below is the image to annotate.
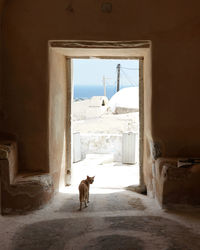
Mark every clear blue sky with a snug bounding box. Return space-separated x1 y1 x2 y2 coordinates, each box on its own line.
72 59 139 87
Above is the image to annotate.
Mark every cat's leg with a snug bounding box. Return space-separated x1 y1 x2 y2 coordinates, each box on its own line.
85 194 88 207
87 190 90 203
80 202 82 211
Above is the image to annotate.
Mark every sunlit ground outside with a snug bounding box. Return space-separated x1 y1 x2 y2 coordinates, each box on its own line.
60 154 139 194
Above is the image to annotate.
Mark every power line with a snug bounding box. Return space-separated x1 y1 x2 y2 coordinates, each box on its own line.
121 67 139 71
121 69 138 87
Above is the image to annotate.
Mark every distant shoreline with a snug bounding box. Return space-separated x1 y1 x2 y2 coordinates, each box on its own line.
73 85 138 100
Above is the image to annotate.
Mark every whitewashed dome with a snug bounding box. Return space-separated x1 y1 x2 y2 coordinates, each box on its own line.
108 87 139 113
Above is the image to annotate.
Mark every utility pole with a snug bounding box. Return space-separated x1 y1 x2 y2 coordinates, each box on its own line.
117 64 121 92
103 75 106 96
102 76 111 97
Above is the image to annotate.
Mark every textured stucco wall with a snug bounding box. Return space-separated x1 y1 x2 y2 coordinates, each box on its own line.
79 133 139 163
80 134 123 162
0 0 6 118
49 49 67 189
1 0 200 193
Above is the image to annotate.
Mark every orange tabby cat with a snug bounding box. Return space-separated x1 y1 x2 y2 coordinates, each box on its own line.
79 176 95 211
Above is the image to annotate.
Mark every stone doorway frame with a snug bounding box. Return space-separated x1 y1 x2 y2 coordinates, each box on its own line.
49 40 151 192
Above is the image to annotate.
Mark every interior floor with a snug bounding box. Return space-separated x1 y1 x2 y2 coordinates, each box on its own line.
1 186 200 250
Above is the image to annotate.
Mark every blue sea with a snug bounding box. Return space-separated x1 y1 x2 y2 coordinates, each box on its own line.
74 85 131 100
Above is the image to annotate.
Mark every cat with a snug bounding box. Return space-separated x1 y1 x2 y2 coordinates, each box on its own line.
79 176 95 211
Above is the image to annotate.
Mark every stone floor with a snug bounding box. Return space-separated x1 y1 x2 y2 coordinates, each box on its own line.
1 157 200 250
1 185 200 249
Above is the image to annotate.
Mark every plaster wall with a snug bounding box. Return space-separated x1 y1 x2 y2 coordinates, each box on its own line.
79 133 139 163
143 50 153 191
80 134 123 162
0 0 6 116
1 0 200 193
49 49 67 189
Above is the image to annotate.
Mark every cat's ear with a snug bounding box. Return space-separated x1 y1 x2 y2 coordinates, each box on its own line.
87 175 89 179
92 176 95 179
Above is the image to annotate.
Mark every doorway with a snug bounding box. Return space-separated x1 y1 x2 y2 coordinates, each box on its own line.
72 58 140 189
48 40 151 192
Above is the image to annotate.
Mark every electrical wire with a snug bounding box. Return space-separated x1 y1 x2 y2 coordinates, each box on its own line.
121 67 139 70
121 69 138 87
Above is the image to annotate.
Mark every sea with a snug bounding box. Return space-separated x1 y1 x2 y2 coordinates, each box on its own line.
74 85 132 100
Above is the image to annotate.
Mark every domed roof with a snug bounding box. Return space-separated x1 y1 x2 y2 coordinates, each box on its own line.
108 87 139 113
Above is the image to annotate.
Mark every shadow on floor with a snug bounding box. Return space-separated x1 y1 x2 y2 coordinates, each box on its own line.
12 216 200 250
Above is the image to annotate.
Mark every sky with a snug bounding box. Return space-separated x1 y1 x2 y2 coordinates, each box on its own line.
72 59 139 87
